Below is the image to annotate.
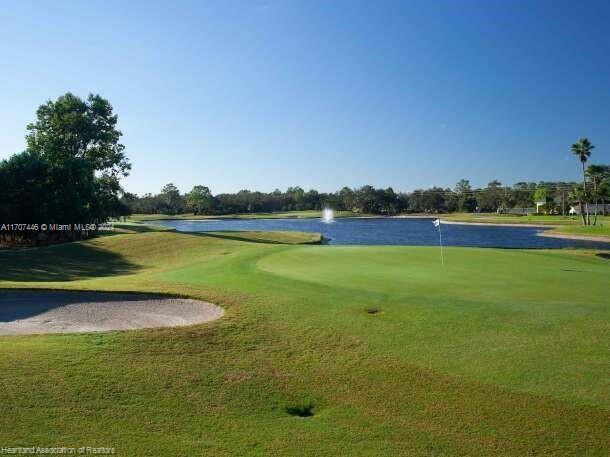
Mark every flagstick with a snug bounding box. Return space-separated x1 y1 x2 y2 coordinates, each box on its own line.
438 221 445 266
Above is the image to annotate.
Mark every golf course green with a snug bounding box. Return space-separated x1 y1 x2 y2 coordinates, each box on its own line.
0 226 608 455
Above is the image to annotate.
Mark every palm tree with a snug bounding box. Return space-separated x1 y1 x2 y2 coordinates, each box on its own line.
586 165 606 225
570 138 594 225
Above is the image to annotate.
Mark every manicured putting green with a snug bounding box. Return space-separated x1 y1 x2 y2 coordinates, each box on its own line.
256 245 609 405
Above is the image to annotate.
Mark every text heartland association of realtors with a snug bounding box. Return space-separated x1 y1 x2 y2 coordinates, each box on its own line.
0 445 115 454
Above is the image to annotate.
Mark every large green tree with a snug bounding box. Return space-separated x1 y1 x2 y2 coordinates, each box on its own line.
0 150 51 224
476 180 504 212
26 93 130 177
586 164 610 223
160 183 183 214
454 179 476 212
0 93 130 245
27 93 130 226
185 185 214 214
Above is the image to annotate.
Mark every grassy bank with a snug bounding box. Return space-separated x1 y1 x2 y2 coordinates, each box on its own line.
441 212 609 225
546 224 610 239
441 213 610 239
0 226 608 455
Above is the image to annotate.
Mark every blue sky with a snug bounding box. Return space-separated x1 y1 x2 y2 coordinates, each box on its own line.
1 0 609 195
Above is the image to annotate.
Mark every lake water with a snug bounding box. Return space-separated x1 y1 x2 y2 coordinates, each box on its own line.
149 217 610 249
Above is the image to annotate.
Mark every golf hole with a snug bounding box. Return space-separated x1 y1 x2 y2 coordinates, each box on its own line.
365 307 381 315
286 403 315 417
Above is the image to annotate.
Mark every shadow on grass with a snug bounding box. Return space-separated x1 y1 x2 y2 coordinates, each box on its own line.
95 223 171 238
0 243 139 282
196 232 287 245
195 231 320 245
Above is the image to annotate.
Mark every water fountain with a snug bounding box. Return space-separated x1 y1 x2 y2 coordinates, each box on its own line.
322 208 335 224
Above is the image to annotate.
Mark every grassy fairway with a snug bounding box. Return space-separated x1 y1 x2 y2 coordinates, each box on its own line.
0 228 608 455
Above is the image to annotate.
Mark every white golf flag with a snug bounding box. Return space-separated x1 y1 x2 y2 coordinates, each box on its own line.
432 218 444 265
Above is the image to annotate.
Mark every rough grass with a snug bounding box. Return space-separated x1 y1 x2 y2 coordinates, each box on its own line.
103 223 321 244
110 221 173 233
442 213 610 240
0 229 608 455
442 212 610 225
547 223 610 238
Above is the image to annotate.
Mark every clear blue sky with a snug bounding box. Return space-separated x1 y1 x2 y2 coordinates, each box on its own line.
1 0 609 195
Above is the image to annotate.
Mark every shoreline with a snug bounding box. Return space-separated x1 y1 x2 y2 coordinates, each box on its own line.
439 219 547 228
439 219 610 243
537 231 610 243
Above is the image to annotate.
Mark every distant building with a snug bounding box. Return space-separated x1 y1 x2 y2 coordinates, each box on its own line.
569 203 610 215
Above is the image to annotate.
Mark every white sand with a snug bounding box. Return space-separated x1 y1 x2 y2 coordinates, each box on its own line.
0 290 223 335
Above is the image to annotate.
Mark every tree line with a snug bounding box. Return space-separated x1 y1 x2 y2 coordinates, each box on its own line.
123 173 610 219
125 137 608 224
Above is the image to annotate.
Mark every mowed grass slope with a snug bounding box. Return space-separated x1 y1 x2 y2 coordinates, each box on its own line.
0 228 609 455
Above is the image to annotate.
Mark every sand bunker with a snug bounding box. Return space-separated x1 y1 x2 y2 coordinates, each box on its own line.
0 290 223 335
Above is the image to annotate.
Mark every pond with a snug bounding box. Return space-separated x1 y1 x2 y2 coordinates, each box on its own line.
148 217 610 249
